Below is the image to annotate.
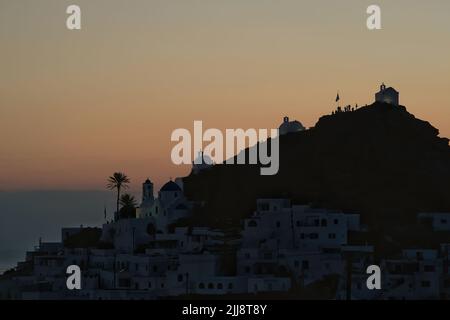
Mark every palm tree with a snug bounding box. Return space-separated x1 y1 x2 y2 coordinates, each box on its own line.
119 193 138 219
107 172 130 219
120 193 137 209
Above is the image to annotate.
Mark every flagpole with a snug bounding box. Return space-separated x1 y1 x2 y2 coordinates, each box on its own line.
336 91 340 111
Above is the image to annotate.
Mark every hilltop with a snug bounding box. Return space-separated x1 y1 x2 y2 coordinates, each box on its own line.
182 102 450 253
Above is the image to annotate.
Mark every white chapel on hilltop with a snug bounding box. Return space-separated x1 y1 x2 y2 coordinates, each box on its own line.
279 116 305 135
375 83 399 106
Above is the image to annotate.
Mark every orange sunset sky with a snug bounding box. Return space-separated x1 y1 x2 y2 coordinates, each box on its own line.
1 0 450 192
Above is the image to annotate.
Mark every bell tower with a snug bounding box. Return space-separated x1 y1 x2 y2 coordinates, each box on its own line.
142 178 154 202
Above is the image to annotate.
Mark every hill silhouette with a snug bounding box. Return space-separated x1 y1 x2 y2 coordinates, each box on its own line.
182 102 450 254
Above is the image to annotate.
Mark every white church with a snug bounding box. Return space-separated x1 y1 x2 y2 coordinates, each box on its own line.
138 178 192 229
375 83 399 106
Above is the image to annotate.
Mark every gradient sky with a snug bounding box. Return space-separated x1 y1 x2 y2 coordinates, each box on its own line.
1 0 450 192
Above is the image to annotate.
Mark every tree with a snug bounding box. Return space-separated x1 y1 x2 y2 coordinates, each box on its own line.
107 172 130 220
119 193 137 219
120 193 137 208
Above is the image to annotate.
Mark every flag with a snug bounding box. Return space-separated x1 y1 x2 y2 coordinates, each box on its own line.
335 92 340 102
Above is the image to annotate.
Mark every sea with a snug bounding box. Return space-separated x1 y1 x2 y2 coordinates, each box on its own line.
0 190 117 274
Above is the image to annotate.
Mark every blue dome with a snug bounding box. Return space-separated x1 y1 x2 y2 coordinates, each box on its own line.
160 181 181 192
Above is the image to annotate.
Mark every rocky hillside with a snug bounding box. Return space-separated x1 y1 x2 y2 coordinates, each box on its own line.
182 102 450 252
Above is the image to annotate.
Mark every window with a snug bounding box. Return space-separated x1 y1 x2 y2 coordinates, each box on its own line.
321 219 327 227
263 253 272 259
421 281 431 288
245 266 251 273
424 265 435 272
153 266 157 272
217 283 223 289
276 221 281 228
148 281 152 288
441 219 447 224
177 274 183 282
199 283 205 289
245 253 250 259
444 280 450 288
118 278 131 287
328 233 336 239
296 221 300 227
334 219 339 225
208 283 214 289
248 220 257 227
302 260 309 270
300 233 305 239
309 233 318 239
294 260 299 268
228 283 233 290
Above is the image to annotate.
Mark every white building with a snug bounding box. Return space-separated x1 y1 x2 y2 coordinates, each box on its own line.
139 180 192 232
242 199 361 250
239 199 364 286
138 178 155 217
418 212 450 231
101 217 154 253
381 249 441 300
279 116 305 135
375 83 399 106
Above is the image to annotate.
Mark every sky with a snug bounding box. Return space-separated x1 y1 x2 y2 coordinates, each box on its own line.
1 0 450 192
